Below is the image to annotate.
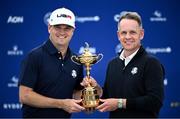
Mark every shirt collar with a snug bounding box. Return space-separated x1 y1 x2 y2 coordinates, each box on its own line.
119 48 139 66
43 39 72 59
44 39 58 55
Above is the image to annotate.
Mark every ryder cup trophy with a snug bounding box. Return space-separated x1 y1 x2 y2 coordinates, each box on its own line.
71 42 103 113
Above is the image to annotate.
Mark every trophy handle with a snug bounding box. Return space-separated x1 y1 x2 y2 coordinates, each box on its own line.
71 55 81 65
92 53 103 64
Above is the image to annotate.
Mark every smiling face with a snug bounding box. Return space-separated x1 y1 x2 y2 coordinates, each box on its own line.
48 24 74 49
117 19 144 54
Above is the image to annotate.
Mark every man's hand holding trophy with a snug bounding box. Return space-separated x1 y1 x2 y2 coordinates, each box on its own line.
71 42 103 113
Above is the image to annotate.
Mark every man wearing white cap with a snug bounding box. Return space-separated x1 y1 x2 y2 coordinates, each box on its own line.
18 7 96 118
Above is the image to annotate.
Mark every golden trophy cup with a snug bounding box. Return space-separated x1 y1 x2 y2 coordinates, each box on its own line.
71 42 103 113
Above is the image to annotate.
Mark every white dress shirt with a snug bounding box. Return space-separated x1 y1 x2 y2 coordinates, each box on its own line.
119 48 139 67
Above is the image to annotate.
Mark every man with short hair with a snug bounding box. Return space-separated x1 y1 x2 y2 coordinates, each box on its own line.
97 11 165 118
19 7 99 118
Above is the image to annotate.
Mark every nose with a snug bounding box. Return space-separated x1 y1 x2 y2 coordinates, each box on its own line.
59 29 66 35
58 28 66 33
56 28 67 36
125 32 131 39
54 26 67 33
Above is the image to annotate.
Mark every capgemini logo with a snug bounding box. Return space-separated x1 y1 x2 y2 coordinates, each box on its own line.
114 14 120 22
146 46 172 54
76 16 100 23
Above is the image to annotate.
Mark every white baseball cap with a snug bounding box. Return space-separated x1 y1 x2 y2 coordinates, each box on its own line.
49 7 75 28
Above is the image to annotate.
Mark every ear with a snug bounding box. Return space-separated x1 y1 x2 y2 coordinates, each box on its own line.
48 24 51 33
72 28 75 34
117 31 121 41
140 29 144 40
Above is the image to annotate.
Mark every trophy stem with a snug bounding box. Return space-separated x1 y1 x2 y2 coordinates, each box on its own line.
85 64 91 87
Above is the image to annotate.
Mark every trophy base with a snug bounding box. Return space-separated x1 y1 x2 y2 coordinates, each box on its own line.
81 86 99 113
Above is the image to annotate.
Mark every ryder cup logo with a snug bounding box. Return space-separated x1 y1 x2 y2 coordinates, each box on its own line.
131 67 138 75
71 70 77 78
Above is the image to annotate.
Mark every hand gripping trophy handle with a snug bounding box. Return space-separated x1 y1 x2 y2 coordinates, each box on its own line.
71 42 103 113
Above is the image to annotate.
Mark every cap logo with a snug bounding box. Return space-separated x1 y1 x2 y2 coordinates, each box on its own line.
57 14 72 19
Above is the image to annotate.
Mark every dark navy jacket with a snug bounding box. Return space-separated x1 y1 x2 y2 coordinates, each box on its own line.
103 46 165 118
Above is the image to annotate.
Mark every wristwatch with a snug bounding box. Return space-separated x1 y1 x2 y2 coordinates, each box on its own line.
118 99 123 108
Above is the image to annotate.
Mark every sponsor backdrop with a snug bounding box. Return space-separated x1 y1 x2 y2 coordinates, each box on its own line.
1 0 180 118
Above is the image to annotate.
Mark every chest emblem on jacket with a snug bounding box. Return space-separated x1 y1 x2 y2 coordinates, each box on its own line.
131 67 138 75
71 70 77 78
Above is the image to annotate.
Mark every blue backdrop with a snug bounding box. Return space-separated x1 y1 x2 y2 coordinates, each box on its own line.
1 0 180 118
